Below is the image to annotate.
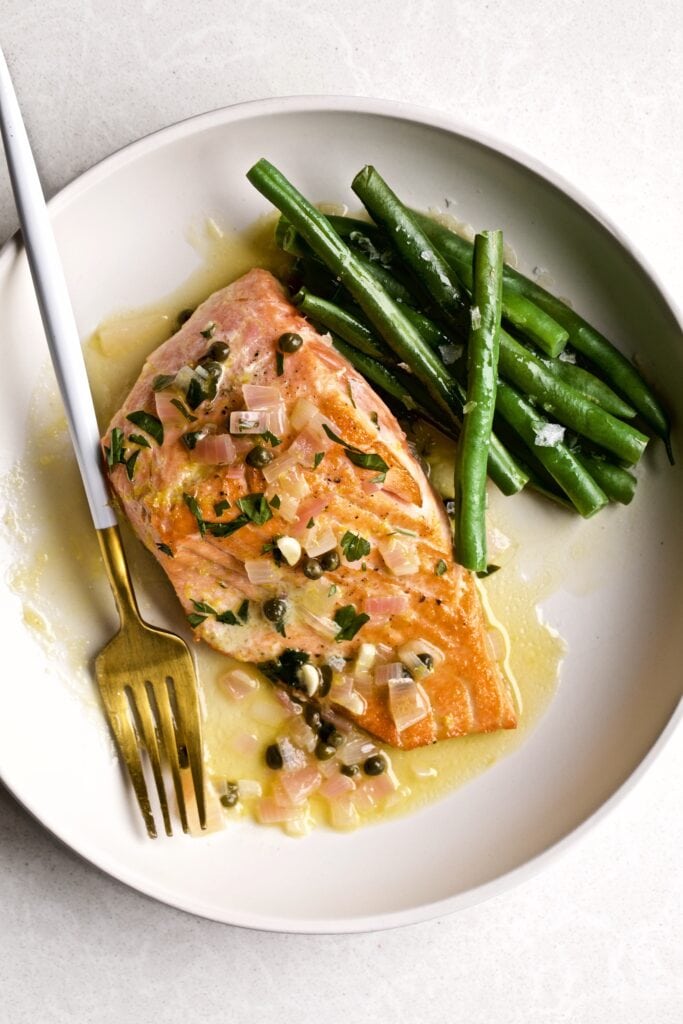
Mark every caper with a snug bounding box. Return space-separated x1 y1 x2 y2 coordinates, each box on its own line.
262 597 287 622
319 664 333 697
363 754 386 776
246 444 274 469
208 340 230 362
303 557 323 580
278 331 304 353
200 359 224 380
418 652 434 671
318 721 344 748
319 549 340 572
341 763 361 778
220 782 239 807
177 307 194 326
315 740 336 761
304 704 322 731
265 743 283 769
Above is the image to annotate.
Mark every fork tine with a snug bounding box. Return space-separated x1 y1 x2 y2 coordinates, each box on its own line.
151 679 190 834
128 685 173 838
98 685 157 839
168 672 207 830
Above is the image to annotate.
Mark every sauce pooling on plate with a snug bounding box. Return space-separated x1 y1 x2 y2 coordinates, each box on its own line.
3 215 565 836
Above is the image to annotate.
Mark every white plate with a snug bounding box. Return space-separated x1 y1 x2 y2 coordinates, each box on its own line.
0 97 681 933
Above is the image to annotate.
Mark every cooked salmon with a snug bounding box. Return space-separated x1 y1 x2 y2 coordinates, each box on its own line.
102 269 516 749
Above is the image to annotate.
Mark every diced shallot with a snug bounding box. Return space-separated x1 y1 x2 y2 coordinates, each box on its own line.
245 559 280 585
219 668 259 701
237 779 262 799
232 732 260 755
374 662 408 687
289 397 320 431
339 734 377 766
191 432 237 465
224 464 246 485
378 536 420 576
398 638 445 668
276 494 301 523
388 676 431 732
229 410 270 434
257 797 304 824
278 737 308 773
273 688 302 717
242 384 282 409
329 675 367 716
277 764 321 804
154 390 190 446
363 770 399 801
290 497 328 537
304 524 337 558
299 607 340 640
363 593 408 618
319 772 356 800
289 426 330 466
262 447 301 484
329 795 360 830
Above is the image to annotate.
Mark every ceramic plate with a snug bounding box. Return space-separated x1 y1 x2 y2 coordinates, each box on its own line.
0 97 681 932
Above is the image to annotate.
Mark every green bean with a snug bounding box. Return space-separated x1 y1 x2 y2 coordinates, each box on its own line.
414 211 671 447
246 160 532 499
454 230 504 571
495 381 608 517
540 356 636 419
294 288 392 362
574 453 637 505
498 330 648 465
351 166 467 325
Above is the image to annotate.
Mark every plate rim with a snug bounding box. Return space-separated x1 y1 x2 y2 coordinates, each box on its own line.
0 94 681 933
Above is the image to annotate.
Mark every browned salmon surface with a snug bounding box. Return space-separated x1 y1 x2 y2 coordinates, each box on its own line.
102 269 516 749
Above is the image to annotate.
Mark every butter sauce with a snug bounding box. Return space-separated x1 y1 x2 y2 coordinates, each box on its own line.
3 215 565 835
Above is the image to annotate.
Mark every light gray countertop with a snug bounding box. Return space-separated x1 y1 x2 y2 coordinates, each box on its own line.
1 2 681 1021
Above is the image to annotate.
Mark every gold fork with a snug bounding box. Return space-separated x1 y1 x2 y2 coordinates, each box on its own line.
0 46 206 838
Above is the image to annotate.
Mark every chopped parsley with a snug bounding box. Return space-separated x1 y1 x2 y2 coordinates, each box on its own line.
187 613 207 628
276 351 285 377
328 584 337 597
340 530 371 563
213 499 231 516
306 517 315 529
261 430 282 447
126 410 164 446
105 427 126 468
334 605 370 642
269 494 281 509
216 609 239 625
237 598 250 622
170 398 197 422
128 433 151 449
321 424 388 480
237 492 273 526
435 559 447 576
152 373 175 392
183 493 206 536
370 411 379 427
190 597 246 627
273 621 287 637
313 451 325 469
156 543 174 557
125 450 140 480
191 599 216 615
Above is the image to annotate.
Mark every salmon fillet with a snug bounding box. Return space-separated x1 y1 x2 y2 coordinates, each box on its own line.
102 269 516 749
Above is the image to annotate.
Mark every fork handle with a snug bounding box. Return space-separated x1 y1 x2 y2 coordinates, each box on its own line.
0 47 117 531
96 525 142 626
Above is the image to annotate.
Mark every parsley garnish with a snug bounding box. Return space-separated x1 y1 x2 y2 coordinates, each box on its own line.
213 499 231 516
181 430 206 451
237 599 249 622
183 493 206 536
170 398 197 422
192 599 216 615
156 543 174 557
370 411 379 427
328 584 337 597
128 433 151 449
340 530 371 563
152 373 175 392
237 492 273 526
105 427 126 468
333 605 370 642
126 410 164 446
261 430 282 447
321 424 388 480
187 613 207 628
125 450 140 481
306 517 315 529
435 559 447 576
313 452 325 469
216 609 239 625
190 597 246 627
276 351 285 377
274 620 287 637
269 494 281 509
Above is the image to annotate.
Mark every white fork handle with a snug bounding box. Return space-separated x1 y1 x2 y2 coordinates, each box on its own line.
0 47 116 530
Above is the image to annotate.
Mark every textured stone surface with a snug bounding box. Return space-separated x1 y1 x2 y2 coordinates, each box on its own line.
0 1 681 1021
